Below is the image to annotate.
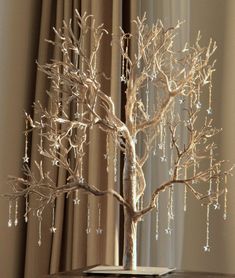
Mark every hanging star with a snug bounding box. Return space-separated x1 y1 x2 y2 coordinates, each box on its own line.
50 226 57 233
23 156 29 163
213 203 220 210
207 107 213 115
96 228 103 235
160 156 167 162
203 245 210 252
196 101 202 109
73 198 80 205
86 228 91 234
165 227 172 235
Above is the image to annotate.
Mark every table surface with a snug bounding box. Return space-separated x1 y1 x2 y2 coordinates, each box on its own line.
45 266 235 278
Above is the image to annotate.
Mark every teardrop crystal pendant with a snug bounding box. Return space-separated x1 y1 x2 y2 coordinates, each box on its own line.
86 203 91 234
96 203 103 235
8 200 13 227
50 204 56 233
37 210 42 246
24 195 29 223
14 199 19 226
203 204 211 252
155 195 159 240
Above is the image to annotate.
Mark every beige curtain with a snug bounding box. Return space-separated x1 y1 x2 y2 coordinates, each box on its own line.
1 1 235 278
0 1 121 278
23 1 122 278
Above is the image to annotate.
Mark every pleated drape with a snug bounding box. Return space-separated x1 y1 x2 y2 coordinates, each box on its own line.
1 1 235 278
23 1 121 277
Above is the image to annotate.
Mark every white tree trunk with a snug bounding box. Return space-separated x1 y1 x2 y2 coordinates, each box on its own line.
122 155 138 270
123 210 137 270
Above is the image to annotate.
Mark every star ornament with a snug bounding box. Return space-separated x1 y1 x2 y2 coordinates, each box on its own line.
96 228 103 235
165 227 172 235
23 156 29 163
203 245 210 252
73 198 80 205
50 226 57 233
213 203 220 210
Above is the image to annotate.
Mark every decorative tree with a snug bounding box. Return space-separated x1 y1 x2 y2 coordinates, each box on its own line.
3 12 233 272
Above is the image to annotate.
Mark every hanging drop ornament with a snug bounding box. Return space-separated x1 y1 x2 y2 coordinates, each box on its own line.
160 118 167 162
214 167 221 210
146 79 150 119
155 195 159 240
207 72 213 115
86 202 91 234
184 167 188 212
223 174 228 220
165 187 173 235
195 85 202 110
23 117 29 163
37 210 42 246
73 190 80 205
39 121 44 150
105 133 110 173
50 203 56 233
120 48 126 82
203 204 211 252
96 203 103 235
24 195 29 223
208 148 213 195
14 199 19 226
8 200 13 227
113 135 118 183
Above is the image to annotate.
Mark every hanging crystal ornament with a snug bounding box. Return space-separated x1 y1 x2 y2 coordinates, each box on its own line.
50 203 56 233
125 38 129 80
203 204 211 252
223 174 228 220
168 146 174 177
208 148 213 195
37 210 42 246
207 72 213 115
195 86 202 110
96 203 103 235
39 121 43 150
86 202 91 234
8 200 13 227
120 47 125 82
14 199 19 226
160 118 167 162
214 167 220 210
73 190 80 205
146 80 150 119
24 195 29 223
113 135 118 183
184 167 188 212
165 187 173 235
155 195 159 240
23 117 29 163
105 133 110 173
138 195 144 222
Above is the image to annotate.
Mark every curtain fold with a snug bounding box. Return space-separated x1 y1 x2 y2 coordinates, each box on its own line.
1 1 235 278
23 1 121 277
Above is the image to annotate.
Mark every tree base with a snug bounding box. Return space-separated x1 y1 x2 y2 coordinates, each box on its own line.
84 265 175 276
